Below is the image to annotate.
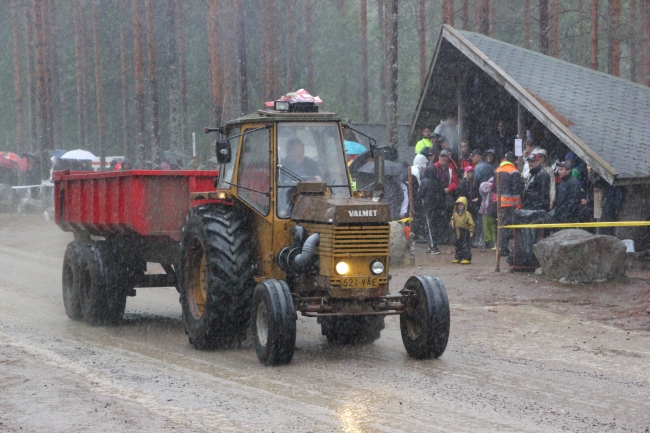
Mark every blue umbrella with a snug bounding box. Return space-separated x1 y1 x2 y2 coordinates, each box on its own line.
344 140 367 155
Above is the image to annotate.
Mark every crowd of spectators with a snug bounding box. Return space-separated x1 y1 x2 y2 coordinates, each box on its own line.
407 121 623 261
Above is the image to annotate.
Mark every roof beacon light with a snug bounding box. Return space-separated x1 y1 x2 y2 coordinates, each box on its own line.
274 101 290 112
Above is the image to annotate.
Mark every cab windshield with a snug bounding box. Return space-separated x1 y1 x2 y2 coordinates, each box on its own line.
276 122 350 218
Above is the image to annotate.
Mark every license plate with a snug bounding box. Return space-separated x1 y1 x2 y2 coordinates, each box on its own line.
340 277 379 288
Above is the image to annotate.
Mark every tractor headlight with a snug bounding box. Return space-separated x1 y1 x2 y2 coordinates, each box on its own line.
370 260 385 275
335 261 350 275
274 100 290 111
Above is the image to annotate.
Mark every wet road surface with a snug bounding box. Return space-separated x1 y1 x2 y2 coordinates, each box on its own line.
0 215 648 432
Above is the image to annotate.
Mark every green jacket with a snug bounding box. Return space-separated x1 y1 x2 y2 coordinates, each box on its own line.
451 196 475 236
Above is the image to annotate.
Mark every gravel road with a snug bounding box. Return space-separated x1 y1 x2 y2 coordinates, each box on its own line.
0 213 648 432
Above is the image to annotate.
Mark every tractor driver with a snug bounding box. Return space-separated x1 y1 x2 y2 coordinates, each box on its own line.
282 138 322 182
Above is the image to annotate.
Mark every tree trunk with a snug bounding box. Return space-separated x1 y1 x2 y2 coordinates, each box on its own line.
265 0 278 100
91 0 105 168
643 0 650 86
361 0 369 122
578 0 585 65
338 0 347 113
630 0 638 82
47 0 61 148
549 0 560 58
385 0 398 149
42 0 55 154
207 0 222 126
80 1 91 150
285 1 293 91
378 0 386 122
24 0 38 152
442 0 454 25
119 0 131 159
235 0 248 116
478 0 489 35
11 0 24 153
539 0 549 55
222 6 232 120
524 0 531 49
176 0 188 152
305 0 313 91
489 0 496 37
33 0 51 179
418 0 425 87
607 0 621 76
461 0 469 30
590 0 598 70
167 0 181 152
132 0 146 166
145 0 161 166
73 0 85 150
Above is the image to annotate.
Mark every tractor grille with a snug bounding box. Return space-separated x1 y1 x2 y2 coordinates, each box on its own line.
302 223 390 283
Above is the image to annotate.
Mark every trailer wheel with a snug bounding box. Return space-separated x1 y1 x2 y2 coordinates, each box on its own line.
320 315 385 345
179 205 254 349
251 279 296 365
400 276 450 359
62 241 83 320
79 241 127 325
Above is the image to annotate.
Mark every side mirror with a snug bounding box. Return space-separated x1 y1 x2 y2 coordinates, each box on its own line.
215 139 231 164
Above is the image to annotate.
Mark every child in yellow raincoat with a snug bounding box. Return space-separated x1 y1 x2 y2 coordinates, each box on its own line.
450 196 475 264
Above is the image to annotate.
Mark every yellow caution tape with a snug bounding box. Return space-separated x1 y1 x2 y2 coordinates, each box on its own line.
500 221 650 229
395 217 413 223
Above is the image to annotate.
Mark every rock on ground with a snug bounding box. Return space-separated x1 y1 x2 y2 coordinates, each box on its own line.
533 229 627 283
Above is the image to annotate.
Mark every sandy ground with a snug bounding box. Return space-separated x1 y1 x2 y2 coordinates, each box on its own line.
0 213 649 432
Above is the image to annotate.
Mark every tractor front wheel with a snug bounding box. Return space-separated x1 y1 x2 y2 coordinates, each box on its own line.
400 275 450 359
251 279 296 366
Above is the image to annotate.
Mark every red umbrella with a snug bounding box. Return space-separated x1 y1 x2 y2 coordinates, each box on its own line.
0 152 27 171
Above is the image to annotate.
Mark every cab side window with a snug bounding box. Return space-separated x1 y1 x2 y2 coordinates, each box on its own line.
236 127 270 215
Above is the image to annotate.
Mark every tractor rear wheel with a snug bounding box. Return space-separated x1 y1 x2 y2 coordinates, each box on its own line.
251 279 296 365
179 205 254 349
78 241 128 325
62 241 83 320
400 275 450 359
320 315 385 345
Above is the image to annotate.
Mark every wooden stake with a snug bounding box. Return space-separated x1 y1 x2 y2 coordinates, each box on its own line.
408 167 415 265
495 171 502 272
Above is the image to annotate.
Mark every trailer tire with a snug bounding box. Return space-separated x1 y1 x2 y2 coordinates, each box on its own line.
320 315 385 345
251 279 296 365
400 275 450 359
79 241 127 325
62 241 83 320
179 205 254 349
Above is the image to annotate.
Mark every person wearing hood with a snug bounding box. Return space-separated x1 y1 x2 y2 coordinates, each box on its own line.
417 166 446 254
450 196 475 264
411 154 428 182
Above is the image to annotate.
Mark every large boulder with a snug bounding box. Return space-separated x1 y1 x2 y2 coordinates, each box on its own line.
533 229 627 283
389 221 408 266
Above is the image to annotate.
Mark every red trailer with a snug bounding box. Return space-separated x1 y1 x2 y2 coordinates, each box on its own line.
55 170 223 325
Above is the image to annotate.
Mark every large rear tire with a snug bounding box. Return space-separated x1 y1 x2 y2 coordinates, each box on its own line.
251 280 296 366
320 315 385 345
179 205 254 349
400 275 450 359
78 241 128 325
62 241 83 320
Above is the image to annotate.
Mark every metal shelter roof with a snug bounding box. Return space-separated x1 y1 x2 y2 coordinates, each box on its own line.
410 25 650 185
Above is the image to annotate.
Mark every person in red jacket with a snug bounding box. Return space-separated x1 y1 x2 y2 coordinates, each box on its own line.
434 149 458 243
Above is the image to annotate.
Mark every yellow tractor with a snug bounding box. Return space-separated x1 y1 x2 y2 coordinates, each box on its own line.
188 101 450 365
